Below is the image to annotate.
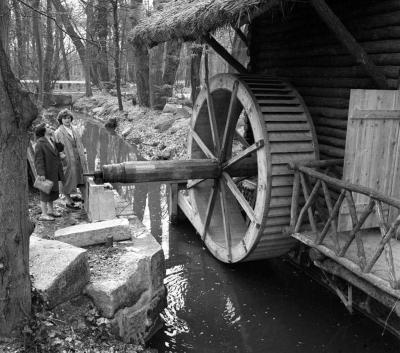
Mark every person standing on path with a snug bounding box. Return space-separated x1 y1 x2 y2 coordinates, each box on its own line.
34 123 65 221
55 109 88 209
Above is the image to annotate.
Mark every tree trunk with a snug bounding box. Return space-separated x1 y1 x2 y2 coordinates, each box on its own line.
0 1 10 55
43 0 55 106
59 27 70 80
11 0 24 78
190 43 203 105
85 0 93 97
112 0 123 110
0 23 37 338
96 0 110 82
52 0 86 74
133 43 149 106
162 39 182 100
131 0 149 106
184 43 191 87
149 43 164 110
32 0 43 107
119 4 128 84
125 0 135 82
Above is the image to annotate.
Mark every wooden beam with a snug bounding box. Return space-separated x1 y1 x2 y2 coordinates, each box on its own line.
222 140 264 170
203 33 248 74
238 0 282 27
204 47 220 155
100 159 220 183
202 180 219 241
309 0 389 89
232 25 248 47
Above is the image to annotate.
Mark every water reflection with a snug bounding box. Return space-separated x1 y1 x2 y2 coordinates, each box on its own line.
79 117 170 258
77 116 400 353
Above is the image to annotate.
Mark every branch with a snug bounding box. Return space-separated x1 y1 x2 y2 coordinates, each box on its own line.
17 0 99 47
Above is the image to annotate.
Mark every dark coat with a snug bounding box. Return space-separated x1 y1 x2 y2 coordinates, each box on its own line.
34 137 65 197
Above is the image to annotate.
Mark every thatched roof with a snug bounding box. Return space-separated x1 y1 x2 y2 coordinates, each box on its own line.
130 0 283 47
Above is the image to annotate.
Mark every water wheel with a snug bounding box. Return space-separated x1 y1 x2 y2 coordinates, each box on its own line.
188 73 319 263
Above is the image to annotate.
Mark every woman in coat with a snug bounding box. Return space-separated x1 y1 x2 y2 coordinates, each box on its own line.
55 109 88 209
34 123 65 221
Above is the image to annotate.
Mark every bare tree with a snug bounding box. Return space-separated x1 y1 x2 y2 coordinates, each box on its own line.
0 2 37 336
58 21 70 80
32 0 44 106
11 0 24 78
131 0 149 106
43 0 55 105
0 0 10 55
85 0 93 96
95 0 110 82
111 0 123 110
149 43 164 110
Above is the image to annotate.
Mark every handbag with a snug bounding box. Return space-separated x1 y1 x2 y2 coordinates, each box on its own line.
34 177 54 194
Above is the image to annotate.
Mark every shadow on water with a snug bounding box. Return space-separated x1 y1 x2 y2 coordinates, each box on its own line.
78 117 400 353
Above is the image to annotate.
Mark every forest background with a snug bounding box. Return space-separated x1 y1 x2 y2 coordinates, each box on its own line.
0 0 246 346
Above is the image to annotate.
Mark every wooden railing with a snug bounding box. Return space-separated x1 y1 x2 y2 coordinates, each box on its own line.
288 159 400 290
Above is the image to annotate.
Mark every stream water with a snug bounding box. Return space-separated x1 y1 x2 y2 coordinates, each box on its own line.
77 117 400 353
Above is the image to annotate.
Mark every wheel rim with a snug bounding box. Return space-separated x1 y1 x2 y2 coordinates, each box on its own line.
188 73 318 263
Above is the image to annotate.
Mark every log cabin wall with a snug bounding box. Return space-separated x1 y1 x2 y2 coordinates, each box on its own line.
249 0 400 172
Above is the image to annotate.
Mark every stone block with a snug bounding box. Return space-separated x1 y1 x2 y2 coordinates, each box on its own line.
30 236 89 308
85 178 116 222
162 103 176 114
54 218 131 247
84 219 165 322
174 107 191 119
85 248 150 318
111 287 166 343
129 217 166 293
154 117 175 132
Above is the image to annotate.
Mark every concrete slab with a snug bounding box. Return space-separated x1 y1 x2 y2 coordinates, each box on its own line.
30 236 90 308
54 218 131 247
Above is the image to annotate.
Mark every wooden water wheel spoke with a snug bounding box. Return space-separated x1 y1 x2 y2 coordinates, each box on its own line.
191 129 217 159
206 83 221 154
222 172 257 225
189 73 318 263
219 178 232 261
223 140 264 170
235 130 250 148
220 80 240 161
202 180 219 241
187 178 206 189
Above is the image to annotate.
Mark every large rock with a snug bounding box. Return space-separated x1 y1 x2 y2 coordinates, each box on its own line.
54 218 131 247
85 216 166 338
84 243 150 318
174 107 191 119
162 103 176 114
30 236 89 308
92 107 104 115
129 218 165 293
154 114 175 132
170 118 189 134
111 287 166 343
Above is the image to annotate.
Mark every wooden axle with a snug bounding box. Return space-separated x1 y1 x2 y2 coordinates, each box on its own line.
93 158 258 184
